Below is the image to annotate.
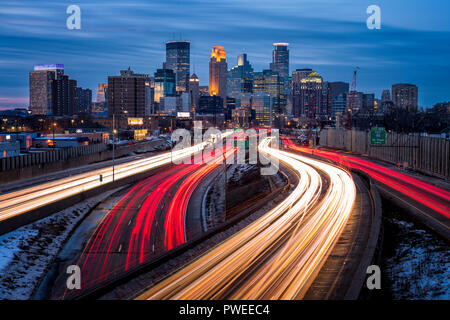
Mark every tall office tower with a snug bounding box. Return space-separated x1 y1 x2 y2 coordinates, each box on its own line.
50 75 77 116
292 69 314 117
107 68 149 118
299 72 323 118
165 41 190 92
29 64 64 115
392 84 418 111
253 70 285 115
270 43 289 93
96 83 108 103
154 68 176 105
227 53 254 98
209 46 228 105
362 93 375 113
252 91 272 127
189 73 200 111
381 89 391 103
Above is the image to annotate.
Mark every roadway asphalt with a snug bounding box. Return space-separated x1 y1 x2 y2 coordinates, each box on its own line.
52 148 236 299
137 138 357 300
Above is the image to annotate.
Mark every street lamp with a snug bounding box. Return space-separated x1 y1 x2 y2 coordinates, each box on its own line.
112 113 116 182
52 122 57 147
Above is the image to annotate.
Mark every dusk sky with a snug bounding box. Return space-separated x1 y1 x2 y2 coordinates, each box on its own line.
0 0 449 109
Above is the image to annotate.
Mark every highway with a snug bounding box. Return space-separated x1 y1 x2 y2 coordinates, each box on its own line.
55 145 237 297
0 140 210 223
282 138 450 237
137 138 356 300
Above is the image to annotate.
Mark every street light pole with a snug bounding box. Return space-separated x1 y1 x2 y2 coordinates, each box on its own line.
112 113 115 182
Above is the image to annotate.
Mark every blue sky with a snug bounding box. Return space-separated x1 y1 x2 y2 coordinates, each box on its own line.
0 0 449 109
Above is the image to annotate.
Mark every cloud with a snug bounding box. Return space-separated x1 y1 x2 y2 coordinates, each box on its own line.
0 0 449 108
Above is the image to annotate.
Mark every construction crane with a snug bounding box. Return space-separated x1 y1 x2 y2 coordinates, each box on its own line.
345 67 359 129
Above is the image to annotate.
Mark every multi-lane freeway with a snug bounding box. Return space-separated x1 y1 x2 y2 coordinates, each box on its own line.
64 146 236 295
0 141 209 224
282 137 450 238
137 137 357 300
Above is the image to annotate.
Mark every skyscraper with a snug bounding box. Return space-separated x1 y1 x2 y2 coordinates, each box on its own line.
270 43 289 94
189 73 200 111
300 72 323 118
292 69 314 117
29 64 64 115
209 46 228 106
252 91 272 127
392 84 418 111
165 41 190 93
227 53 254 98
107 68 149 118
253 70 285 115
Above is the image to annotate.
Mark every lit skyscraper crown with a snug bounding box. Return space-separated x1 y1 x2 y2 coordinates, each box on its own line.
211 46 226 61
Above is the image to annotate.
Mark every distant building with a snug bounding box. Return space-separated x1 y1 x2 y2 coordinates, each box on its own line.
292 69 315 118
107 67 150 118
75 87 92 113
270 43 289 94
392 83 418 112
381 89 391 103
227 53 254 98
165 41 190 92
198 95 224 116
253 70 285 115
96 83 108 103
362 93 375 113
154 68 176 106
189 73 200 111
209 46 228 105
29 64 64 115
51 75 77 116
332 93 347 118
252 92 272 126
347 91 364 113
299 72 323 119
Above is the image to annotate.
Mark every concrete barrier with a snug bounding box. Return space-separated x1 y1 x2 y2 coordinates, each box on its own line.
320 128 449 179
0 140 164 184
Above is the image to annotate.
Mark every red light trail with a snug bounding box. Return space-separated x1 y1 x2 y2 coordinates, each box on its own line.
282 138 450 219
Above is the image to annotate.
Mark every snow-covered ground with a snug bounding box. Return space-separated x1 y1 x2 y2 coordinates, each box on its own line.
0 189 121 300
383 217 449 300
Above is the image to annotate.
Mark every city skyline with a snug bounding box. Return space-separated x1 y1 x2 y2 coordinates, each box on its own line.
0 0 449 109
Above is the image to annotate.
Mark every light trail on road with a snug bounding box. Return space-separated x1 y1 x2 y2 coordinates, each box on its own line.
0 138 217 222
282 138 450 219
137 138 356 300
60 145 236 297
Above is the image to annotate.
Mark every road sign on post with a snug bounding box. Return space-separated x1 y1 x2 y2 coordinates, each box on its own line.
370 127 386 145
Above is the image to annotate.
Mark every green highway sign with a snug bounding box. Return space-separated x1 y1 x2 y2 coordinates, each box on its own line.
370 127 386 145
